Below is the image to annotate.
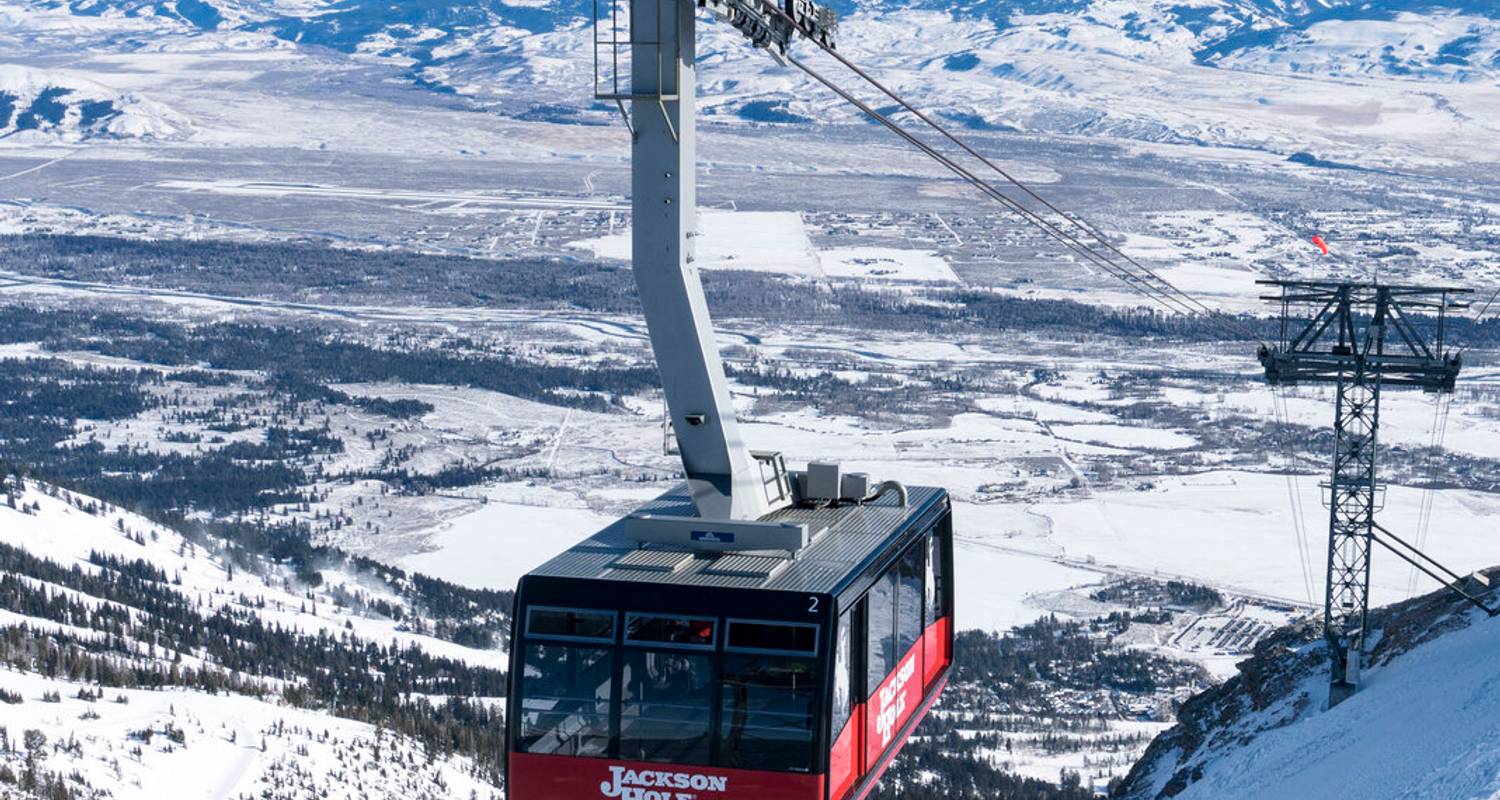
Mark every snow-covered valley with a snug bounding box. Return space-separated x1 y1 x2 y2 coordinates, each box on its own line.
0 0 1498 796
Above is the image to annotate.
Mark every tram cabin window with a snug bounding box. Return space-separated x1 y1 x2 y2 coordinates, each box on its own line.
866 566 897 690
719 620 821 772
868 539 930 693
831 610 853 737
527 607 615 641
626 614 716 648
517 607 616 757
619 649 715 764
728 620 819 653
926 534 942 620
897 543 925 656
618 615 717 764
517 641 613 757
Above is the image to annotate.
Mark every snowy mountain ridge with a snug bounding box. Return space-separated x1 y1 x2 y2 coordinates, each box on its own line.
4 0 1497 161
29 0 1500 72
37 0 1500 90
1114 570 1500 800
0 64 190 142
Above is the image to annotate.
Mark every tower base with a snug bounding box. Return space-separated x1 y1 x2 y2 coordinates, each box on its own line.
1327 679 1357 709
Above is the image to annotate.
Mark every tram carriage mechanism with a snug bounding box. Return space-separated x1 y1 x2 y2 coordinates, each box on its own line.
517 0 956 795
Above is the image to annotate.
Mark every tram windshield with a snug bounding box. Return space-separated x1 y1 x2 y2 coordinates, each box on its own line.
515 607 823 773
719 653 819 772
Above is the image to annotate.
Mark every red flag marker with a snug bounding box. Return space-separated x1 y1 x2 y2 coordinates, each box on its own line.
1312 235 1329 255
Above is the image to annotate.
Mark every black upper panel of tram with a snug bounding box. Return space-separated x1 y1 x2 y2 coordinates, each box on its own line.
523 482 949 597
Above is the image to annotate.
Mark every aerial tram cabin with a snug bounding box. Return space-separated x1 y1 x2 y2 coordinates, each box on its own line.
506 478 954 800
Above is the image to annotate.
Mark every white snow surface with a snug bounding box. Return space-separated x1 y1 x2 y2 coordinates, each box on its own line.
569 210 957 283
1031 471 1500 608
0 670 500 800
1158 607 1500 799
401 488 616 591
818 246 960 284
569 209 821 275
0 482 506 669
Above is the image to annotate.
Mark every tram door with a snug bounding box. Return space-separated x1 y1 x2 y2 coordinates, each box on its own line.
829 606 859 800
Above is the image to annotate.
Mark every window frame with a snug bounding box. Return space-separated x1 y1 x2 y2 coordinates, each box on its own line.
864 565 899 695
925 532 939 626
525 605 618 644
895 539 926 659
830 608 854 740
930 515 951 622
623 612 719 652
724 618 821 657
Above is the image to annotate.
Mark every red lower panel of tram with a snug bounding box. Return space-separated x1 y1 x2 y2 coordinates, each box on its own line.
923 616 951 687
510 754 824 800
829 615 953 800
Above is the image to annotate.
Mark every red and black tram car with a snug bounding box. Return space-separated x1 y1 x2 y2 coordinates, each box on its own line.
506 483 954 800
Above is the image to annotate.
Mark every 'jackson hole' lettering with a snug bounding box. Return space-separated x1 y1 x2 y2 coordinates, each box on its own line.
599 766 730 800
874 654 918 747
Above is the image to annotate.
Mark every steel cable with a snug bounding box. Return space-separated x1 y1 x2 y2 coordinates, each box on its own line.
771 29 1329 609
1273 386 1317 605
1458 285 1500 355
752 6 1266 344
783 53 1207 320
816 45 1257 340
1408 394 1451 597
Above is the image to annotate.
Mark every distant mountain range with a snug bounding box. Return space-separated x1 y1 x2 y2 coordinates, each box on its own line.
43 0 1500 79
4 0 1498 160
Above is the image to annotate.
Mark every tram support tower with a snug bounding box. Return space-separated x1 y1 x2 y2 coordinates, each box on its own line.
1259 280 1467 707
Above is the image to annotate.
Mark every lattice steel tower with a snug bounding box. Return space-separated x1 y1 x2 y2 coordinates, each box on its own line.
1259 281 1468 707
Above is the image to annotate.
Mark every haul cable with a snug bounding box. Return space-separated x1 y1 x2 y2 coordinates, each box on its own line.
784 52 1211 322
753 2 1264 344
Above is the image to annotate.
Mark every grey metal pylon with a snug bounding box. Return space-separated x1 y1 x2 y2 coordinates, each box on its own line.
1260 281 1467 706
1324 288 1383 706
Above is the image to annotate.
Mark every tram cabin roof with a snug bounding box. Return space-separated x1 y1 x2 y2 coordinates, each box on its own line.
524 482 949 596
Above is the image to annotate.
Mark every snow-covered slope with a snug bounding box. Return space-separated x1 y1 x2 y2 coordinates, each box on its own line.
0 476 508 799
0 479 505 669
0 670 499 800
1115 570 1500 800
